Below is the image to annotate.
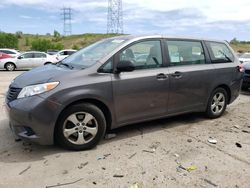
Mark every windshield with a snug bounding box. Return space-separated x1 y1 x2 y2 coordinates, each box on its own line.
241 54 250 58
61 38 128 69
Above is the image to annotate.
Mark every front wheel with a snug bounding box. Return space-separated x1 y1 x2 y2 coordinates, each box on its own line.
5 63 15 71
206 88 228 118
55 103 106 150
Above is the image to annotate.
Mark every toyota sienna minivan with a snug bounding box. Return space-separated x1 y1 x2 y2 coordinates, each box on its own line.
5 35 243 150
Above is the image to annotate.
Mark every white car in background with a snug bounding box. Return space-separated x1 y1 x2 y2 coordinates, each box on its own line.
0 51 56 71
54 49 76 62
239 53 250 63
0 48 20 58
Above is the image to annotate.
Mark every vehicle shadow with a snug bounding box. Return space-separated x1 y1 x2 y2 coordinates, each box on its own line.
240 89 250 96
0 112 207 164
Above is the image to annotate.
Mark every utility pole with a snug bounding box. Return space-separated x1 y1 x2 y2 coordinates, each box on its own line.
107 0 123 34
61 7 72 36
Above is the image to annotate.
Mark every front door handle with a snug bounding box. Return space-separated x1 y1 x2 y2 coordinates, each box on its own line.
171 71 182 78
156 73 167 80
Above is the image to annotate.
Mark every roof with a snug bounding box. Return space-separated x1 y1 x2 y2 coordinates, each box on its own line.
108 34 225 43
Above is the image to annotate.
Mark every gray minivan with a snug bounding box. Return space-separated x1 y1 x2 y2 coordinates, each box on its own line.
5 35 243 150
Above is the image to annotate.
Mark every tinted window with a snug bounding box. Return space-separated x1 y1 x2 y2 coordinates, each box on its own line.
21 53 33 58
68 51 75 55
34 53 46 58
206 42 234 63
119 40 163 70
166 40 205 66
0 50 15 54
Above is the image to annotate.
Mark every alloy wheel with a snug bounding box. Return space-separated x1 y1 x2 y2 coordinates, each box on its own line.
210 92 225 115
63 112 98 145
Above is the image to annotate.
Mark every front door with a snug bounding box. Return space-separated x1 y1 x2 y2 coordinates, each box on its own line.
112 40 169 125
16 53 34 69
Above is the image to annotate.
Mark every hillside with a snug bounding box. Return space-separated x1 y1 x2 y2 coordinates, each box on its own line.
18 33 250 52
18 33 123 51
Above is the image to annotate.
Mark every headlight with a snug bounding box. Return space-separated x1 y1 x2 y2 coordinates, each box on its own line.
17 82 59 99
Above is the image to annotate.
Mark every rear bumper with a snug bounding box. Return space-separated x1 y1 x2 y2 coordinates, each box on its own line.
229 79 242 104
5 95 62 145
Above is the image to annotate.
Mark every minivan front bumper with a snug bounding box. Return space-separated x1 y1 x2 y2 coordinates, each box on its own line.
5 95 62 145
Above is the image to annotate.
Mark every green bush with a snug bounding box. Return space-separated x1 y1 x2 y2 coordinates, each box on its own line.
31 39 64 51
0 33 18 49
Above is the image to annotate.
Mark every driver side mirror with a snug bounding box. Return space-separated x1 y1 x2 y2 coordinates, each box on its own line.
17 56 23 59
116 60 135 73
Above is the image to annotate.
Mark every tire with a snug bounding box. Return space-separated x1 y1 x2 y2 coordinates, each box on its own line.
55 103 106 151
206 88 228 118
5 62 15 71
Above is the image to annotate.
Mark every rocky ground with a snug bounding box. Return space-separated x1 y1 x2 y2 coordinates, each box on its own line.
0 71 250 188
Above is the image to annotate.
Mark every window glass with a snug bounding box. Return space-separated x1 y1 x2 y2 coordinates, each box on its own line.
119 40 162 70
0 50 15 54
34 53 46 58
166 40 205 66
68 51 75 55
99 60 113 73
206 42 234 63
21 53 33 59
241 53 250 58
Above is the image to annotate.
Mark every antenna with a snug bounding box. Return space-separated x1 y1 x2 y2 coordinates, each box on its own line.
107 0 123 34
61 7 72 36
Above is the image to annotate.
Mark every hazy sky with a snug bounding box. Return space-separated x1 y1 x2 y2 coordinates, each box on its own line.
0 0 250 40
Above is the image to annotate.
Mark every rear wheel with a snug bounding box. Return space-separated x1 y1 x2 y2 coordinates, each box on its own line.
206 88 228 118
55 103 106 150
5 63 15 71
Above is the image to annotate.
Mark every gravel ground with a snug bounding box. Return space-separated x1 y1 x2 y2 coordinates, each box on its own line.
0 71 250 188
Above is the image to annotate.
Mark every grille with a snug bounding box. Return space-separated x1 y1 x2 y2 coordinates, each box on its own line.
7 87 22 102
245 70 250 74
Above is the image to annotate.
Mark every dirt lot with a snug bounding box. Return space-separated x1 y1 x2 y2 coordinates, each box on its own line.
0 71 250 188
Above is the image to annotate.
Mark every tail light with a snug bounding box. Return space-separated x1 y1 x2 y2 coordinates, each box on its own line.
238 64 244 73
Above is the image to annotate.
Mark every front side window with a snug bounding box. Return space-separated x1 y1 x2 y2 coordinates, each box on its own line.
34 53 46 58
206 42 234 63
98 60 113 73
166 40 205 66
21 53 33 59
119 40 163 70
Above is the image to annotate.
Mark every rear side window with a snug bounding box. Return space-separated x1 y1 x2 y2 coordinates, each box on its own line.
22 53 34 58
0 50 15 54
166 40 205 66
206 42 234 63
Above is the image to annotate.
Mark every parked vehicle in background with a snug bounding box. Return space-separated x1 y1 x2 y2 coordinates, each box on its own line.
47 49 59 55
5 35 243 150
0 51 56 71
0 52 11 59
242 61 250 90
0 48 20 58
239 53 250 63
54 49 76 62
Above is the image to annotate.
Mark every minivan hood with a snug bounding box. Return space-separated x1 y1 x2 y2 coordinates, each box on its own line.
11 64 73 88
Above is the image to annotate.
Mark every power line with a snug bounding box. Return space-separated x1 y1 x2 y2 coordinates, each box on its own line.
61 7 72 36
107 0 123 34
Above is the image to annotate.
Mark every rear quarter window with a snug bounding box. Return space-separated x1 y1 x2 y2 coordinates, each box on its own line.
206 42 234 63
